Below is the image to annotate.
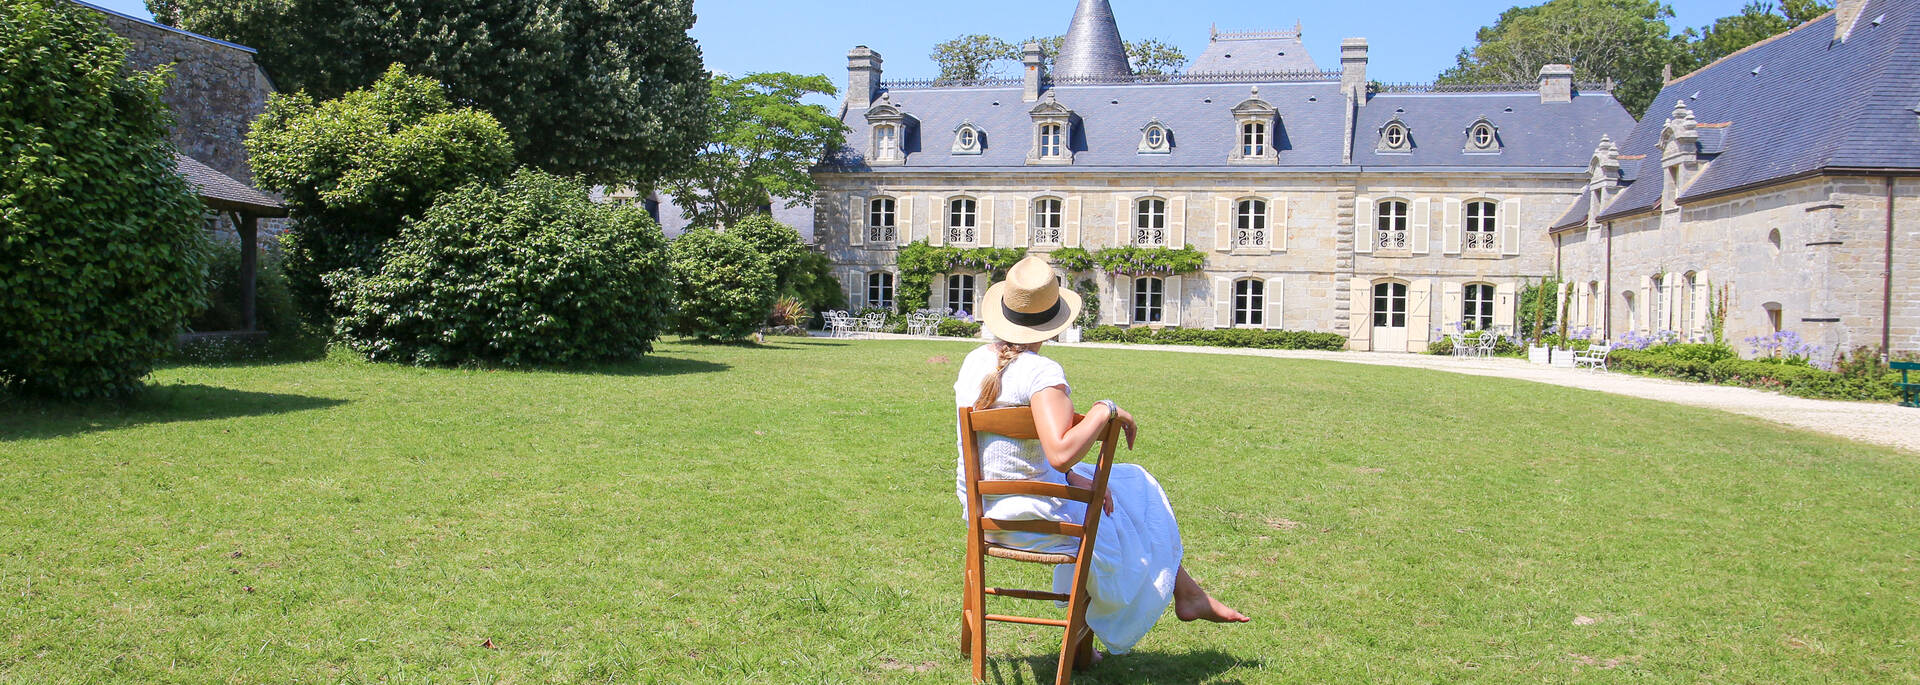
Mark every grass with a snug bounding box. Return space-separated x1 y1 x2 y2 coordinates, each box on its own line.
2 338 1917 683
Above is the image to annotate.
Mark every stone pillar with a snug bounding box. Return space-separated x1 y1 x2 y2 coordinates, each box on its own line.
847 46 882 111
1540 64 1574 103
1022 42 1046 103
1340 38 1368 107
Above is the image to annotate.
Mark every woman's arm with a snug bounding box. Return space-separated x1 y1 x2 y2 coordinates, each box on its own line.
1030 386 1135 473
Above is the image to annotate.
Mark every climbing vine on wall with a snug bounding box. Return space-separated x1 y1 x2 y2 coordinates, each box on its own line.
1047 247 1098 273
1091 245 1206 276
895 241 1027 312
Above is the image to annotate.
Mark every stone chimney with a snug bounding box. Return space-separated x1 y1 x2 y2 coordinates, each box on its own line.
1539 64 1574 103
846 46 882 111
1340 38 1368 107
1834 0 1870 42
1022 42 1046 102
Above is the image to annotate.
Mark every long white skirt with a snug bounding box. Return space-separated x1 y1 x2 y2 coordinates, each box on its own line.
964 462 1184 654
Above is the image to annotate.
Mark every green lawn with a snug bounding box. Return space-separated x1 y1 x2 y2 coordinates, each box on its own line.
3 339 1917 683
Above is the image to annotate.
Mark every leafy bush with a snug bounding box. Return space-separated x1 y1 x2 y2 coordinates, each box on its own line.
333 169 671 365
187 236 298 336
248 64 514 324
729 214 809 293
670 228 777 341
790 249 845 314
937 319 984 338
1050 247 1098 273
1082 326 1347 351
1 0 209 399
1611 346 1902 402
896 241 1028 313
1072 278 1101 328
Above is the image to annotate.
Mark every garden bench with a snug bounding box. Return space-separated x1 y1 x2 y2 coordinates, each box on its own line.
1895 361 1920 408
1574 343 1612 372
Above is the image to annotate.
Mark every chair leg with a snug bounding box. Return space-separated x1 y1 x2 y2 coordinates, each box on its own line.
968 567 987 682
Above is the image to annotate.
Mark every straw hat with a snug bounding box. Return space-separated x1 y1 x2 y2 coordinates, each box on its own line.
980 255 1082 344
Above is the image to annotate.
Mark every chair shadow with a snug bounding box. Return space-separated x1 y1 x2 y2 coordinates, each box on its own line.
1 384 348 442
987 648 1264 684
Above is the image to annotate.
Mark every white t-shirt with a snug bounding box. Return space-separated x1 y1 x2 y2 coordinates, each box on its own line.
953 344 1072 484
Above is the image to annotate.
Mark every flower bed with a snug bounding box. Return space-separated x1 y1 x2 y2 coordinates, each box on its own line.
1610 344 1902 402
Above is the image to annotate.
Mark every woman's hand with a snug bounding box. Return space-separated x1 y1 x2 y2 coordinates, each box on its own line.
1111 406 1137 450
1066 471 1114 514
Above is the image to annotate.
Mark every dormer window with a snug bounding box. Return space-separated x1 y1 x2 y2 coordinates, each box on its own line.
1138 118 1171 154
1229 86 1279 164
1377 119 1412 152
1465 118 1500 153
873 125 899 161
1039 124 1063 157
1028 91 1075 165
1241 122 1267 156
952 122 984 155
864 94 913 166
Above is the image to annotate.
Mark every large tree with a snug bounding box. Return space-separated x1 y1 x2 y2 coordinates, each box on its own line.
661 73 846 231
148 0 708 186
1439 0 1688 117
935 34 1188 81
1687 1 1830 67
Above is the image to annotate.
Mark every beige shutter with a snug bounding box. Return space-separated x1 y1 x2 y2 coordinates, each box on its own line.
1264 276 1285 330
931 275 947 312
1347 278 1372 349
1691 274 1711 338
977 195 995 247
898 196 915 243
929 197 946 246
1354 196 1373 254
1665 279 1682 333
1443 198 1463 255
1114 195 1128 247
1411 198 1432 254
1213 276 1232 328
1064 196 1082 246
1639 276 1653 331
1112 275 1131 325
1442 281 1463 333
1164 276 1182 326
1408 279 1434 352
1169 195 1186 247
1500 199 1521 255
1215 196 1232 251
1494 281 1518 329
1272 197 1288 251
845 271 863 309
1014 196 1030 247
849 195 865 247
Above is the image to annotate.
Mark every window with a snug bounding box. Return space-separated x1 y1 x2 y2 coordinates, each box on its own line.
946 197 977 244
1240 122 1267 157
1376 200 1409 250
953 123 983 154
946 274 977 315
1138 120 1172 154
1146 127 1164 147
874 124 897 160
1372 282 1408 327
1465 200 1497 251
1682 272 1698 339
1472 124 1495 149
1650 274 1665 332
1234 199 1268 248
1133 198 1166 246
1463 283 1494 331
866 272 894 310
1132 277 1164 324
1383 123 1407 150
959 128 976 148
1038 123 1064 159
1031 197 1063 245
1623 290 1637 331
867 197 896 243
1233 278 1264 327
1764 302 1783 333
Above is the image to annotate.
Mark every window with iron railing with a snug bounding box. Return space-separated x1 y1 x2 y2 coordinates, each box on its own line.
1376 200 1409 250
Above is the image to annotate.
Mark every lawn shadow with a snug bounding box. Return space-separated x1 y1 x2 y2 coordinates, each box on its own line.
570 355 732 377
987 648 1263 684
0 384 348 442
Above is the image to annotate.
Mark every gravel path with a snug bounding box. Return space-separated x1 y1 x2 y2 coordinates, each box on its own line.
836 333 1919 454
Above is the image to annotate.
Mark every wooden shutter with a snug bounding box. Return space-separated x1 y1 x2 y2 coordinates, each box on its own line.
1264 277 1285 330
844 271 862 309
1164 276 1182 327
1112 275 1131 325
1639 277 1653 331
1411 198 1432 254
1443 198 1463 255
1347 278 1371 348
1494 282 1518 329
1354 196 1373 254
1442 281 1463 333
1500 199 1521 255
930 275 947 312
1213 276 1232 328
977 195 994 247
849 195 865 247
929 197 945 247
1691 275 1711 338
1215 196 1232 251
898 196 915 244
1014 196 1030 248
1064 196 1081 246
1114 194 1128 247
1408 279 1434 352
1169 195 1186 247
1272 197 1288 252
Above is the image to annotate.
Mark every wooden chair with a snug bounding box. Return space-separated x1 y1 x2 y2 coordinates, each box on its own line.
958 406 1121 685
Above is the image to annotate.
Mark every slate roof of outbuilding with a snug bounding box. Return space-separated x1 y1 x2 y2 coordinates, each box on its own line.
1189 30 1318 73
1596 0 1920 222
174 153 285 216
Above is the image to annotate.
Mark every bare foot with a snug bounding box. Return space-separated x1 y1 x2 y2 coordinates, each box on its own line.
1174 591 1251 623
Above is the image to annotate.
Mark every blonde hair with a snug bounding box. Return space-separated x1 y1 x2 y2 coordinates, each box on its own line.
973 341 1039 410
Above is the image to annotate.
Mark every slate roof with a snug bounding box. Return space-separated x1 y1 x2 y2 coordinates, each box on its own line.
1551 191 1591 230
174 153 285 216
1055 0 1133 80
825 82 1632 173
1596 0 1920 221
1190 29 1318 73
71 0 257 54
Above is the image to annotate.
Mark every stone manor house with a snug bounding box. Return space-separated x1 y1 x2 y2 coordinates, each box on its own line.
811 0 1635 352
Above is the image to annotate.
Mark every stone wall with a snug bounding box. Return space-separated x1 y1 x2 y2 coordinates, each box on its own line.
97 11 274 184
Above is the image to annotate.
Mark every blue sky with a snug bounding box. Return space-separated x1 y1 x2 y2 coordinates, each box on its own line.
93 1 1764 89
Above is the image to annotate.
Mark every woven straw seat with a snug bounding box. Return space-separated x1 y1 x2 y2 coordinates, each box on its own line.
985 542 1076 565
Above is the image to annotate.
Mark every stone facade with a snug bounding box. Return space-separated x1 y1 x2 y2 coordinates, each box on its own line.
94 7 275 184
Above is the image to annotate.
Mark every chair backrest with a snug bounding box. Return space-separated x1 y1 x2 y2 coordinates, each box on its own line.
958 406 1120 547
1891 361 1920 372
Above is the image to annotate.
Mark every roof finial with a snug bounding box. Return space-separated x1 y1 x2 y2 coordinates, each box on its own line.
1055 0 1132 81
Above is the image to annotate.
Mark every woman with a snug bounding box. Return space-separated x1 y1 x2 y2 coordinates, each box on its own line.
954 255 1247 658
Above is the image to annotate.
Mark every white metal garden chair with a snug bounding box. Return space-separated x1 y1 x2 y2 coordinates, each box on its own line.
1574 343 1612 371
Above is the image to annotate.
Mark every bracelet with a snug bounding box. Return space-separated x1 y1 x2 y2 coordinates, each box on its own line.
1096 399 1118 418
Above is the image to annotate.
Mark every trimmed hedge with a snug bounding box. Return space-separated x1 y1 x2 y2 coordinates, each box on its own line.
937 320 983 338
1082 326 1347 351
1611 345 1901 402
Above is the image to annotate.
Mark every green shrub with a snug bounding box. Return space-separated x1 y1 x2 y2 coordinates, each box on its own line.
248 64 514 324
1 0 209 399
1612 347 1901 402
670 228 777 341
1426 332 1525 357
790 249 845 314
729 214 809 294
1082 326 1347 351
187 236 299 336
937 319 983 338
333 169 671 365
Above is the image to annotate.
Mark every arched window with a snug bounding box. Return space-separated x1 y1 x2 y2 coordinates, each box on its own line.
1463 283 1495 331
1132 277 1164 324
866 272 895 310
1133 198 1166 246
1234 199 1268 248
1373 281 1408 328
1030 197 1062 245
1240 121 1267 157
1038 123 1064 159
1376 200 1409 250
1465 200 1497 251
1233 278 1265 327
946 274 977 315
946 197 977 245
867 197 896 244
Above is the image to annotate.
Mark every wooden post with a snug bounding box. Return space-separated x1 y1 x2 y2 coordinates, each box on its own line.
240 213 259 332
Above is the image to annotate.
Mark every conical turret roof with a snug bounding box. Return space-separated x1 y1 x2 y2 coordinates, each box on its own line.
1054 0 1132 81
